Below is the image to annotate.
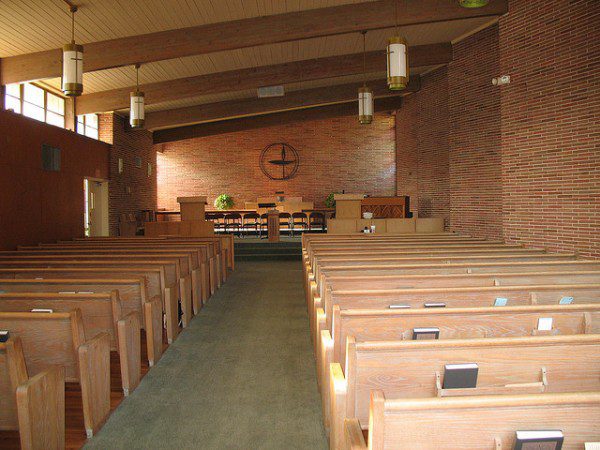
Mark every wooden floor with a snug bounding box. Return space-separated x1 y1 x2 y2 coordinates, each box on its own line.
0 331 167 449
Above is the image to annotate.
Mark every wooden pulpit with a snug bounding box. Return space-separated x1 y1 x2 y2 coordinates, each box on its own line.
177 196 207 221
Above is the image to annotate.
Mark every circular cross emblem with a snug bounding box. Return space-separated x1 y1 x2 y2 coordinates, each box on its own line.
259 143 299 180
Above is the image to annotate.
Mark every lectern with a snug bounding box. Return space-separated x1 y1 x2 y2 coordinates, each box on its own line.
334 194 365 219
267 210 280 242
177 196 207 221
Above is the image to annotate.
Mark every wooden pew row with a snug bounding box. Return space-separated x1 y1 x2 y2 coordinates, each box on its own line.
0 292 143 395
308 260 600 322
0 259 185 342
30 241 218 302
0 311 110 438
0 278 166 361
309 253 578 282
318 303 600 421
331 334 600 449
0 253 196 325
310 270 600 336
1 337 64 450
344 391 600 450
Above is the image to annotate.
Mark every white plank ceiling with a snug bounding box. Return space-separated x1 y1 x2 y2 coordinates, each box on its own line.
0 0 495 118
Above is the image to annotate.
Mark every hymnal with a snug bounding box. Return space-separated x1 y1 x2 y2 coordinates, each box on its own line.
31 308 53 313
537 317 553 331
494 297 508 306
389 304 411 309
442 363 478 389
59 291 76 294
0 330 9 343
559 296 573 305
424 302 446 308
514 430 563 450
585 443 600 450
412 327 440 340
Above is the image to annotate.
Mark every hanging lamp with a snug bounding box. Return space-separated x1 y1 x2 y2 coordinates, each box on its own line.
459 0 489 7
62 5 83 96
358 31 373 125
130 64 145 128
386 0 409 90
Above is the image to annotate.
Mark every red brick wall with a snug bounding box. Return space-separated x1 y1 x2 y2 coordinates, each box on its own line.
99 113 156 235
499 0 600 257
156 112 396 210
0 110 109 249
448 24 503 240
395 67 450 224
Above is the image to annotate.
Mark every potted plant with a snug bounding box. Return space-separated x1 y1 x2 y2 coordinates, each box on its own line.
214 194 234 210
325 192 338 209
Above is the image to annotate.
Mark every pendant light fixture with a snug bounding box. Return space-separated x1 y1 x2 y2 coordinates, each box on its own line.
386 0 409 90
358 31 373 125
130 64 145 128
62 5 83 96
459 0 489 7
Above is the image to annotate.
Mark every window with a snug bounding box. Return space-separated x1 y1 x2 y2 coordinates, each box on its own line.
77 114 99 140
4 82 65 128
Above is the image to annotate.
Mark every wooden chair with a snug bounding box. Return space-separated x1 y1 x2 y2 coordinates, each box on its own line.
243 212 261 237
279 212 292 235
0 336 65 450
345 391 600 450
0 310 111 438
292 212 308 236
224 213 242 236
259 213 269 238
309 212 325 232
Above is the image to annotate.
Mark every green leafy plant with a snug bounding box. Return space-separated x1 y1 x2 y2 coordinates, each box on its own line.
325 192 338 209
214 194 234 210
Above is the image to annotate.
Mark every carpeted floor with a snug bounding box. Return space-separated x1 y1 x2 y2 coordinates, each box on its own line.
84 261 327 450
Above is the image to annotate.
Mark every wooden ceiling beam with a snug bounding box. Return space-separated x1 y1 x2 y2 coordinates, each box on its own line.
145 77 420 130
0 0 507 85
153 96 404 144
77 43 449 114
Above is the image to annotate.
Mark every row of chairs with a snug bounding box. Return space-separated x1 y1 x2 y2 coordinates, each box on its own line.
206 211 326 236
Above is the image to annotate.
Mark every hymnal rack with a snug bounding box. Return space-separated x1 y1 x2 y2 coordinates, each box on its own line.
435 367 548 397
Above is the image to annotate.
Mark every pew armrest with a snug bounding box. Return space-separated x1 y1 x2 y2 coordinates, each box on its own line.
16 365 65 450
344 418 367 450
117 312 142 396
330 362 348 450
78 332 111 438
144 295 164 366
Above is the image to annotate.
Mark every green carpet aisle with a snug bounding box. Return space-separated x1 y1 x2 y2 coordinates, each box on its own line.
84 261 327 450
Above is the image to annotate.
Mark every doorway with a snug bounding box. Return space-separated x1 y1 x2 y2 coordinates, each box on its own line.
84 178 109 236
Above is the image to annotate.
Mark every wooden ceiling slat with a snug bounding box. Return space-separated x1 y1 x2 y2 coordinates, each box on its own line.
0 0 506 85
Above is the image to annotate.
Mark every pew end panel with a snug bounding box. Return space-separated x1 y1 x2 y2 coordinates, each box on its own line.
330 362 348 450
164 286 180 344
144 294 164 366
117 312 142 396
180 275 193 327
77 331 111 438
16 365 65 450
343 418 367 450
0 337 28 431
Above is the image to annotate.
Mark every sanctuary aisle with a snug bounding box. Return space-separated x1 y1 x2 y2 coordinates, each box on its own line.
84 261 327 450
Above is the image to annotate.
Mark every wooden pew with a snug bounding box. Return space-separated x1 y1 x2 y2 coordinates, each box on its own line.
0 310 110 438
317 303 600 419
320 284 600 340
1 337 64 450
344 391 600 450
28 241 217 303
329 334 600 448
0 252 195 326
0 278 164 365
0 259 185 341
0 292 142 395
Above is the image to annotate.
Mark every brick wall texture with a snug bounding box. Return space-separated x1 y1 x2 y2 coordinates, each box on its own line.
99 113 156 236
156 113 396 210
